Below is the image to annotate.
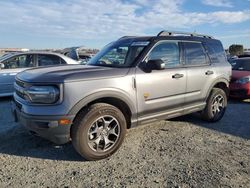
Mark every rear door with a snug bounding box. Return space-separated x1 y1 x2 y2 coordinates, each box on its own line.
182 41 215 105
136 41 186 120
0 54 35 96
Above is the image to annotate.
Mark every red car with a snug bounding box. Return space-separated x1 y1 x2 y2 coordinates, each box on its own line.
230 58 250 99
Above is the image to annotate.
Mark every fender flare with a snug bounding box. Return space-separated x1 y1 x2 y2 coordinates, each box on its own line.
206 77 229 100
68 89 137 118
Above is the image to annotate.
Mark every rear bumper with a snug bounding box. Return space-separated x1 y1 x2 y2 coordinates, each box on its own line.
12 101 75 144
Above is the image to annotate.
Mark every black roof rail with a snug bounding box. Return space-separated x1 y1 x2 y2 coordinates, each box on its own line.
157 30 214 39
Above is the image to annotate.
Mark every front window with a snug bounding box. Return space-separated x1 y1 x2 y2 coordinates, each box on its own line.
2 54 34 69
148 41 180 68
88 41 149 67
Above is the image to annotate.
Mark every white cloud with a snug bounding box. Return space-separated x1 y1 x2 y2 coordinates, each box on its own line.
0 0 249 40
218 29 250 39
202 0 233 8
210 11 250 23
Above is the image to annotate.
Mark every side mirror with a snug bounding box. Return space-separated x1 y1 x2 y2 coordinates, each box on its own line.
147 59 165 71
0 63 4 69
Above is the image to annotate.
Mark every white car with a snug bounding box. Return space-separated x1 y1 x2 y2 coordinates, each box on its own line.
0 51 78 97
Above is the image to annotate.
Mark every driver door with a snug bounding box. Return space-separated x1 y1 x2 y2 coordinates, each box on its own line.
136 41 186 121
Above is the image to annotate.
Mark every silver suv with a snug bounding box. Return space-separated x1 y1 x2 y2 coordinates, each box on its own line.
13 31 231 160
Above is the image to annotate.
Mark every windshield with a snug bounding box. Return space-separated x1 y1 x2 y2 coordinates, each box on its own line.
232 59 250 71
0 53 15 61
87 40 149 68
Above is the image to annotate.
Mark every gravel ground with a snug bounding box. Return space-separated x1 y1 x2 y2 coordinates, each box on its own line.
0 97 249 187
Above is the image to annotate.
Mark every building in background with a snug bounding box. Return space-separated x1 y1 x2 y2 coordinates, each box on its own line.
0 48 29 56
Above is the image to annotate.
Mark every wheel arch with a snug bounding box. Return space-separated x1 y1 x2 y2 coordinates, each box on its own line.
68 91 137 130
206 78 229 99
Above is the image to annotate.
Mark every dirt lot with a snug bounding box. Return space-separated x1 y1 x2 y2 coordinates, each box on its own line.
0 97 249 188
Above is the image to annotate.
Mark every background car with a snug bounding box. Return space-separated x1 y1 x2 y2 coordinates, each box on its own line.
230 57 250 99
0 51 78 97
238 54 250 58
58 46 96 64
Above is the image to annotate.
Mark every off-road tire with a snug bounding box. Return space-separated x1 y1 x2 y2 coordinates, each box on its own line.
71 103 127 161
202 88 227 122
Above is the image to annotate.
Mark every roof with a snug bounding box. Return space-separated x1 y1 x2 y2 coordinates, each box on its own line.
117 30 219 43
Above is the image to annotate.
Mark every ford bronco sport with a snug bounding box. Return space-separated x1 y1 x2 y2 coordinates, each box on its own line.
13 31 232 160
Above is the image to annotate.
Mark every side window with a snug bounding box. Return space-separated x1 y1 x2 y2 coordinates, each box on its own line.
205 42 227 64
148 42 180 68
183 42 207 65
38 54 61 66
2 54 34 69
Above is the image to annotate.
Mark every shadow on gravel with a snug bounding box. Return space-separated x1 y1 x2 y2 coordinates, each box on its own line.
0 126 84 161
0 97 83 161
170 100 250 140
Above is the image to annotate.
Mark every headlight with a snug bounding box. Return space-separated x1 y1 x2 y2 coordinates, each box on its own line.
25 86 60 104
235 77 250 84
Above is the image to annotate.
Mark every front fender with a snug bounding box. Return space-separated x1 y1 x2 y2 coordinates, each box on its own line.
68 89 137 119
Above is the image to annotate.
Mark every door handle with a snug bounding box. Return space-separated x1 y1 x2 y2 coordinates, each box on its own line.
172 73 184 79
205 70 214 75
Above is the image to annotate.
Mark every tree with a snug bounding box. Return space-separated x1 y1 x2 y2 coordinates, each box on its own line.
229 44 244 56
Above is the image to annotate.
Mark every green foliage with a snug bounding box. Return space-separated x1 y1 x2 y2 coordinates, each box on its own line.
229 44 244 56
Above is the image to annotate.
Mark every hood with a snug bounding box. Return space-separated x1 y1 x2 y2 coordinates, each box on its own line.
16 64 130 83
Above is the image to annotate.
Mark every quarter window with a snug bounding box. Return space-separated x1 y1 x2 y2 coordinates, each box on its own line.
183 42 207 65
205 42 226 64
148 42 180 68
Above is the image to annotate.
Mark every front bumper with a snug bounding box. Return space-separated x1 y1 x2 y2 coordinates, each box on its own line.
12 100 75 144
229 83 250 99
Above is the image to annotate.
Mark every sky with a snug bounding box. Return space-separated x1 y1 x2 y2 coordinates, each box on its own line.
0 0 249 49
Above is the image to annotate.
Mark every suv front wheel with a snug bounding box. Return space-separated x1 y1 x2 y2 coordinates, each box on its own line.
72 103 127 160
202 88 227 122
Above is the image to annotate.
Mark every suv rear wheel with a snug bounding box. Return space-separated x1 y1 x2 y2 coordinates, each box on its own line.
202 88 227 122
72 103 127 160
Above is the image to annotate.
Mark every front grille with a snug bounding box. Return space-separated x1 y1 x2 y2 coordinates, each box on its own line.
16 79 26 88
14 79 28 100
16 88 25 99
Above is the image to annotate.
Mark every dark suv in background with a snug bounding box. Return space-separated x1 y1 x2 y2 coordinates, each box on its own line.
13 31 231 160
